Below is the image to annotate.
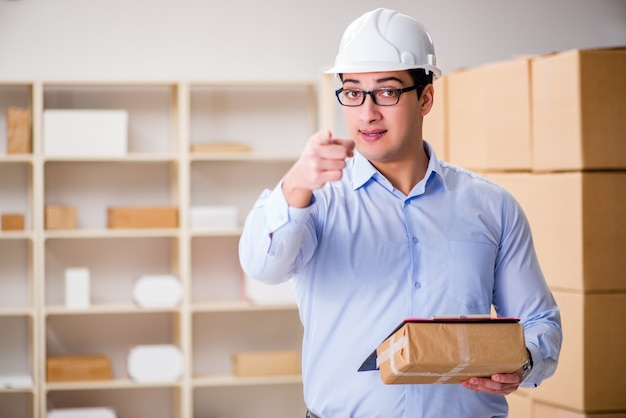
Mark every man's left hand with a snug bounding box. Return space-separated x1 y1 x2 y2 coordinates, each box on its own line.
461 367 524 396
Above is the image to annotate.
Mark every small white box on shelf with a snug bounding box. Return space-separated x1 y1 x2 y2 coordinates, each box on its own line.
47 407 116 418
43 109 128 157
0 374 33 389
127 344 183 382
190 205 238 229
132 275 182 308
244 275 296 305
65 267 90 309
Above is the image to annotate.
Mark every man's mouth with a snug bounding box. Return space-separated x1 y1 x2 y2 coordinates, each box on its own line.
360 130 386 141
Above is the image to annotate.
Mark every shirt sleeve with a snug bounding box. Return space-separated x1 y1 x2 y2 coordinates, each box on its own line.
492 194 562 388
238 181 316 284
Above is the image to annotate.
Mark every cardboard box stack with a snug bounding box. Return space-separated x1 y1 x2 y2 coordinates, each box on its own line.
446 47 626 417
447 57 533 171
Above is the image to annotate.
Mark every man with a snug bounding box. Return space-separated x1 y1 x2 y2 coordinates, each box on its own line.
239 8 561 418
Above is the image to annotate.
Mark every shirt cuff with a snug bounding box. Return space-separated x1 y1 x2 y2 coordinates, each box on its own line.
264 180 313 233
521 344 541 388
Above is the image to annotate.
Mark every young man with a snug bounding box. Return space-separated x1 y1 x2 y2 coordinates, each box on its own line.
239 8 562 418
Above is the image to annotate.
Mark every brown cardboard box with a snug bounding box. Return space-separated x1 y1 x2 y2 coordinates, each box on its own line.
507 392 533 418
6 107 31 154
107 206 178 229
485 171 626 291
447 57 532 171
46 355 112 382
1 214 25 231
532 48 626 171
423 75 447 160
45 205 77 230
509 396 626 418
190 143 252 153
534 401 626 418
372 319 528 384
232 350 301 377
524 291 626 412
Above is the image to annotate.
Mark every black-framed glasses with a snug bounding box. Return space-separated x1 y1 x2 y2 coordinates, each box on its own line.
335 85 420 107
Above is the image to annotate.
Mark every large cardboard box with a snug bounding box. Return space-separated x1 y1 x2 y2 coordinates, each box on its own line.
447 57 532 171
364 318 528 384
46 355 112 382
485 172 626 291
232 350 301 377
522 291 626 412
534 401 626 418
532 48 626 171
107 206 178 229
422 75 447 160
507 392 533 418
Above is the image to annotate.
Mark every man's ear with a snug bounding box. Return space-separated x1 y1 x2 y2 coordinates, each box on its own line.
420 84 435 116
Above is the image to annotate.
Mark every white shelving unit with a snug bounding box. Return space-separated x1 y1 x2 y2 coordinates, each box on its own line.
0 79 317 418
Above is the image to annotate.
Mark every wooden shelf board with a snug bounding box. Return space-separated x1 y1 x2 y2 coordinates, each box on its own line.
45 304 180 316
193 374 302 387
44 229 179 239
191 301 298 313
45 378 182 391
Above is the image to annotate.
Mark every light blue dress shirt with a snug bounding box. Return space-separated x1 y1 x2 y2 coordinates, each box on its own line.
239 142 562 418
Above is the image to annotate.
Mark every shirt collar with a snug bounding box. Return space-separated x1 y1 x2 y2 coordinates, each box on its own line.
351 140 447 193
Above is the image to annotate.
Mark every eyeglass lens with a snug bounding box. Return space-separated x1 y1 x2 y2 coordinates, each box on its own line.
338 88 402 106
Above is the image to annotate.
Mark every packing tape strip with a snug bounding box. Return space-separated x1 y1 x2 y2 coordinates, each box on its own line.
380 324 472 382
434 323 471 383
376 334 406 368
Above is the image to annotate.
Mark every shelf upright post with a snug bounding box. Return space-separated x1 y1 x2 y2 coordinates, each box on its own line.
31 80 46 418
175 80 192 418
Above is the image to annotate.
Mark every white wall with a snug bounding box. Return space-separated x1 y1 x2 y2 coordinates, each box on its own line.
0 0 625 81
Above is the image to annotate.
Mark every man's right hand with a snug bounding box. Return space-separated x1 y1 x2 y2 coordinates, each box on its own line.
282 130 355 208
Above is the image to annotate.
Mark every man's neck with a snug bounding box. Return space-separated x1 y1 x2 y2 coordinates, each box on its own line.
372 143 429 196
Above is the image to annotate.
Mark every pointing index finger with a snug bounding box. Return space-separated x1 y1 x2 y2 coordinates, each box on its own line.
317 130 333 145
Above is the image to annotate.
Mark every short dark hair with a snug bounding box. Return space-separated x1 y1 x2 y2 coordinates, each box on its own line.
409 69 433 99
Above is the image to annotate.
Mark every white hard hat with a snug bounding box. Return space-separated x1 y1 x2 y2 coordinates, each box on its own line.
326 8 441 79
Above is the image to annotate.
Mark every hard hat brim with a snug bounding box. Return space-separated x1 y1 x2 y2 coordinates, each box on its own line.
325 62 441 79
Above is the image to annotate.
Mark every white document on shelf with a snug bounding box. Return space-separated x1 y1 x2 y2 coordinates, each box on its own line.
245 275 297 305
0 374 33 389
127 344 183 382
132 274 182 308
47 407 117 418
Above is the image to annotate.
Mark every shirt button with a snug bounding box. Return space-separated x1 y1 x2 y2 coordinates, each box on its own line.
412 237 418 244
414 281 421 289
